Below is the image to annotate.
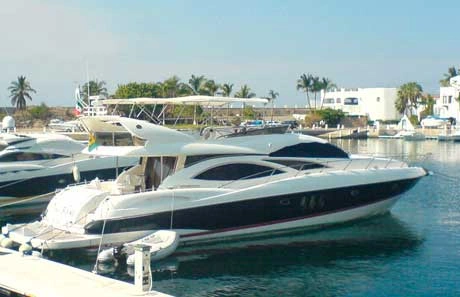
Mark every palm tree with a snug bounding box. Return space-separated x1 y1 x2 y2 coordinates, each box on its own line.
160 76 191 97
221 83 233 97
395 82 423 116
235 85 256 116
81 80 108 99
221 83 234 121
319 77 337 109
203 80 220 96
235 85 256 98
8 76 36 110
421 94 435 116
268 90 279 121
310 76 322 110
188 75 206 95
296 74 313 109
440 66 459 87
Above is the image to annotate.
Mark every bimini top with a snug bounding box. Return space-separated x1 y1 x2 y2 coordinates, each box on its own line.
100 95 269 107
80 117 349 159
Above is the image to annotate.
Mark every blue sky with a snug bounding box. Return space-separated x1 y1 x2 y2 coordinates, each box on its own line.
1 0 459 107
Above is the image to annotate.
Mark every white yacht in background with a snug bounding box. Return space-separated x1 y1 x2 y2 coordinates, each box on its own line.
47 119 83 132
0 132 138 217
438 128 460 142
2 116 427 251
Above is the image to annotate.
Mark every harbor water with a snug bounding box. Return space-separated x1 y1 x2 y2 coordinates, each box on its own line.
2 139 460 296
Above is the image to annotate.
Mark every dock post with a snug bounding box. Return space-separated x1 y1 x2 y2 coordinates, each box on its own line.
134 244 151 292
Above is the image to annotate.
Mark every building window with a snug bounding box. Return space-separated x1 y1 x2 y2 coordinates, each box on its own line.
443 96 447 104
336 98 341 104
324 98 335 104
194 163 283 181
344 97 359 105
376 97 380 102
448 96 452 104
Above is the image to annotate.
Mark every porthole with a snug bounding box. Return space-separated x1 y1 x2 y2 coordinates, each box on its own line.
309 196 316 210
300 196 307 208
280 199 291 206
136 124 142 129
350 189 360 197
318 196 325 209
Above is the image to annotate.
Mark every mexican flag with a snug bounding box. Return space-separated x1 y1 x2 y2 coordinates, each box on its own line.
74 87 84 116
75 100 84 116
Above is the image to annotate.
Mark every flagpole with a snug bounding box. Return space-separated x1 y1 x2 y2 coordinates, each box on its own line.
86 61 90 101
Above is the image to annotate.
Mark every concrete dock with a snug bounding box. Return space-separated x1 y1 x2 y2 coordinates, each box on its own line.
0 248 173 297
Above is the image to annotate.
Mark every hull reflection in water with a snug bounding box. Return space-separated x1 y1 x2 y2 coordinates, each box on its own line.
170 214 421 273
49 214 422 282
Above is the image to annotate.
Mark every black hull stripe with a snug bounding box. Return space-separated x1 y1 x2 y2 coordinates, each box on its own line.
84 177 422 235
181 192 399 239
0 167 131 198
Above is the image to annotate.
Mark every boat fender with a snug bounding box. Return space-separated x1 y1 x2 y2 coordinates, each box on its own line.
97 247 115 262
19 243 33 255
126 254 135 266
1 237 14 249
72 165 81 183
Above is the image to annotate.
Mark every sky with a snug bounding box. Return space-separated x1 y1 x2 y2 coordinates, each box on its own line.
1 0 459 107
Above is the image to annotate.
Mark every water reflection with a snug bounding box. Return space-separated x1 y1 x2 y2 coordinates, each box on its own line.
44 214 422 281
333 138 460 164
158 214 422 278
150 214 423 297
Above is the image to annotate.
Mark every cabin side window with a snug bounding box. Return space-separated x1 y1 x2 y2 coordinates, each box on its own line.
194 163 283 181
264 159 327 170
93 132 142 146
184 154 261 168
0 152 67 162
143 156 177 190
269 143 349 158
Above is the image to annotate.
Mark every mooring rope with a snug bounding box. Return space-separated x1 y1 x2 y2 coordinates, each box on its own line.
0 191 55 209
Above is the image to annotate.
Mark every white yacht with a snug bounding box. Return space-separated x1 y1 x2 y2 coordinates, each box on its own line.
438 128 460 142
0 133 138 217
2 116 427 250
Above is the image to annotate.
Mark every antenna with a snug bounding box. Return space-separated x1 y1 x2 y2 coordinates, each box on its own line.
86 61 90 101
2 93 9 115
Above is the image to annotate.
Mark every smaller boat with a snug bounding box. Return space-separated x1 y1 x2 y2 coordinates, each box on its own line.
47 119 82 132
402 131 425 141
97 230 180 265
438 129 460 142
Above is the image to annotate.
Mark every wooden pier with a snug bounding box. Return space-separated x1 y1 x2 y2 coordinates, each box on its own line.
0 248 173 297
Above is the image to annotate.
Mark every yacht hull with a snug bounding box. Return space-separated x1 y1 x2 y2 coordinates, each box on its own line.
0 166 134 218
83 176 419 236
5 173 423 250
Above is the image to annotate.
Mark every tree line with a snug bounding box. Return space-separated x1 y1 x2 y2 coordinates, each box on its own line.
5 66 459 123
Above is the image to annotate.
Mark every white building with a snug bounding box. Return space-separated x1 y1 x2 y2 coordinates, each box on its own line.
321 88 400 121
434 87 460 123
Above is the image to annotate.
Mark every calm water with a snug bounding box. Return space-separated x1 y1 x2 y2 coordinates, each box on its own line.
4 139 460 296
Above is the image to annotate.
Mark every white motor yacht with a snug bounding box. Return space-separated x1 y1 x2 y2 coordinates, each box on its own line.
0 133 138 217
2 117 427 250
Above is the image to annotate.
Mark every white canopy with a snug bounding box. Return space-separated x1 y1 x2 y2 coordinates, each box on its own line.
79 117 317 157
101 95 269 107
